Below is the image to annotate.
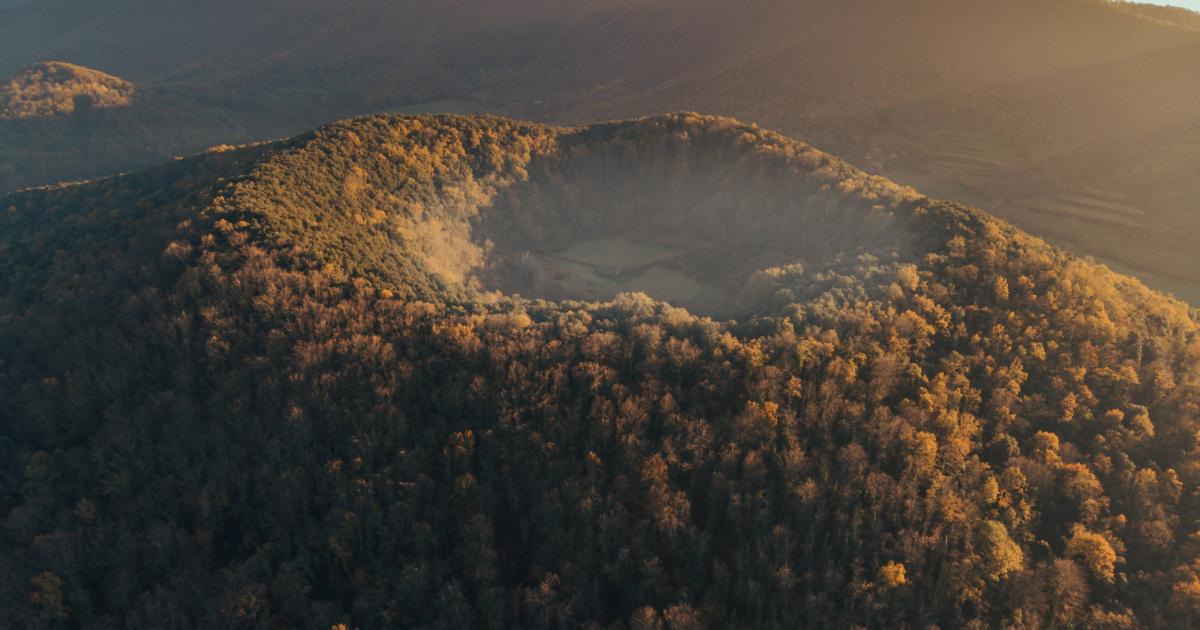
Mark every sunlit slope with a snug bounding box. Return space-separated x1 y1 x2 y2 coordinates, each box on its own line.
2 114 1200 627
0 57 294 194
525 0 1200 302
0 0 584 192
0 61 134 119
2 0 1200 306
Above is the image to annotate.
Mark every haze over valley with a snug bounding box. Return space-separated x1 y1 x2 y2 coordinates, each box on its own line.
4 0 1200 302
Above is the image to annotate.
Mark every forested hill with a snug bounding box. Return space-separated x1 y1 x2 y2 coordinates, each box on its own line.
0 62 134 119
4 0 1200 305
2 114 1200 628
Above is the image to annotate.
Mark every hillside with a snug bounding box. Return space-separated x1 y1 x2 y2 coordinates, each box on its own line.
0 61 268 196
2 114 1200 627
2 0 1200 305
0 61 134 119
1124 3 1200 30
515 0 1200 304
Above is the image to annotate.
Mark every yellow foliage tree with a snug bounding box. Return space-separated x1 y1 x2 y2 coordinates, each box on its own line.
1066 525 1117 582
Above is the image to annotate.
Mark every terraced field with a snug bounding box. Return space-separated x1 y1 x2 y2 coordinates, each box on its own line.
869 121 1200 303
374 98 496 116
267 86 328 107
1013 189 1149 231
1003 185 1200 303
868 122 1024 205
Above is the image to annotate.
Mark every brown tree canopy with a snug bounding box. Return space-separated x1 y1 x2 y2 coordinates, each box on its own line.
1 114 1199 628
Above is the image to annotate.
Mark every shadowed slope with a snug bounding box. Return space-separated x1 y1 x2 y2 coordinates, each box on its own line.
2 114 1199 627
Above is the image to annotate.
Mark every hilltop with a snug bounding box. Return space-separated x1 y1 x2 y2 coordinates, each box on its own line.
2 114 1199 627
1123 3 1200 30
0 61 134 119
1 0 1200 304
518 0 1200 303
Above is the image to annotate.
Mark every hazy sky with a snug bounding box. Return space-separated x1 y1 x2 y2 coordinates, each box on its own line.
1163 0 1200 10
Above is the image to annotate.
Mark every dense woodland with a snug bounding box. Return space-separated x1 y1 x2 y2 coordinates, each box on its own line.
2 114 1200 627
0 62 134 120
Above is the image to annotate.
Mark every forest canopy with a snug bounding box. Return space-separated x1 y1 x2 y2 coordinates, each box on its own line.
2 114 1199 628
0 61 134 119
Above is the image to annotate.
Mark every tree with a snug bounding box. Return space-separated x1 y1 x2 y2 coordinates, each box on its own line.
1066 526 1117 583
980 520 1024 581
